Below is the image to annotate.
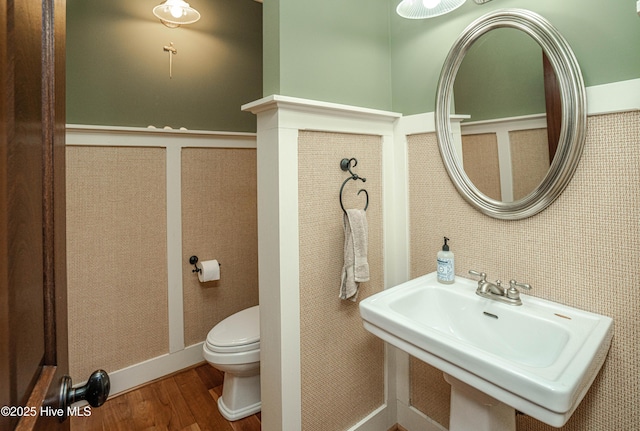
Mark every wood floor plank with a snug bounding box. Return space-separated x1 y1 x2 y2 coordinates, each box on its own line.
173 369 234 431
158 377 198 430
229 414 261 431
70 402 104 431
152 380 182 430
208 386 223 401
194 364 224 390
129 381 178 430
96 390 136 431
71 366 260 431
126 387 161 430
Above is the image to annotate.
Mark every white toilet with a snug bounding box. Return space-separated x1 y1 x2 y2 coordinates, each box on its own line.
202 305 260 421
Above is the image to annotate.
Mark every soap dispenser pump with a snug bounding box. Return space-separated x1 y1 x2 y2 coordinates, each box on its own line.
437 236 455 284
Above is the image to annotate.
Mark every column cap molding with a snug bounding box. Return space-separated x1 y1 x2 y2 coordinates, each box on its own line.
242 94 402 121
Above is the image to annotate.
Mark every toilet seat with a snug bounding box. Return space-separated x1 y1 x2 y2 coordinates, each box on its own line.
204 305 260 363
206 340 260 354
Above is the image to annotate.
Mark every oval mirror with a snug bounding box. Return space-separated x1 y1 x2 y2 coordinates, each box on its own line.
435 9 586 220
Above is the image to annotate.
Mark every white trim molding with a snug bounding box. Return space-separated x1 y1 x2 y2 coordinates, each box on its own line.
586 78 640 115
106 343 206 396
242 95 401 431
66 124 256 148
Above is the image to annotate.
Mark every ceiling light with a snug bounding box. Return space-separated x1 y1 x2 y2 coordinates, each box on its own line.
396 0 466 19
153 0 201 28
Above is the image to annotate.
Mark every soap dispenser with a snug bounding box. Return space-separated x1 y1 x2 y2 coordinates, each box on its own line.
437 237 455 284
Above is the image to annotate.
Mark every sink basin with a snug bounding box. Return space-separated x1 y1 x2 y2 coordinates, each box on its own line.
359 272 613 427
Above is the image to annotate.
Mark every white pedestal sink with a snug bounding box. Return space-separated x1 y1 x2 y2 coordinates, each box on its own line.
359 272 613 429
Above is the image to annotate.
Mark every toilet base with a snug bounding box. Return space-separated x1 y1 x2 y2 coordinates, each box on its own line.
217 372 261 421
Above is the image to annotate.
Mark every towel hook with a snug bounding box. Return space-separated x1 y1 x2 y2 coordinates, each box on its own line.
339 158 369 215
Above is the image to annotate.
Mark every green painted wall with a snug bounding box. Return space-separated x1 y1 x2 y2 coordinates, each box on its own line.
454 28 546 121
67 0 640 130
66 0 262 132
263 0 280 97
391 0 640 115
263 0 393 111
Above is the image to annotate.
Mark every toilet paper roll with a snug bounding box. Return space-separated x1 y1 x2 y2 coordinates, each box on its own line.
196 259 220 282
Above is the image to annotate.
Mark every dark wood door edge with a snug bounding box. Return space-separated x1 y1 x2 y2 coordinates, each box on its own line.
15 366 57 431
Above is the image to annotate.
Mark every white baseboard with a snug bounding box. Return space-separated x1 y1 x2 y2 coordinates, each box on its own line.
348 404 395 431
106 342 206 396
397 400 448 431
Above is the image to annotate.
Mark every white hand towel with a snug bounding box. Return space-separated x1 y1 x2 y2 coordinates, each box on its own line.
340 209 369 301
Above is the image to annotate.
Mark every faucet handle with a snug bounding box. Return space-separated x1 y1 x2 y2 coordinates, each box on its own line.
468 270 487 281
509 279 532 290
507 280 531 302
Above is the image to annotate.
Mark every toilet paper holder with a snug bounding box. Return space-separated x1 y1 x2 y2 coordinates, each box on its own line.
189 255 221 274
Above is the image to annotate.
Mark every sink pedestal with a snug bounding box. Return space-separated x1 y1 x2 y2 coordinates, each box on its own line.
444 374 515 431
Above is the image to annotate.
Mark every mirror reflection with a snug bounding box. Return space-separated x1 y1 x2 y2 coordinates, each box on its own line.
451 28 561 202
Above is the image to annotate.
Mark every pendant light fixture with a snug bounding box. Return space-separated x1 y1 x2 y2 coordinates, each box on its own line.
153 0 201 28
396 0 466 19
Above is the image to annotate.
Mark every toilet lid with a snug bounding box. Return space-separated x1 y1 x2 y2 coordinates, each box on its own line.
206 305 259 350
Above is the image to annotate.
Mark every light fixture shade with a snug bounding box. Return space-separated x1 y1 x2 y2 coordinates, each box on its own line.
153 0 201 28
396 0 466 19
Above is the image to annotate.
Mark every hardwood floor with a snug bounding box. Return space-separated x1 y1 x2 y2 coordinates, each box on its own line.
70 363 261 431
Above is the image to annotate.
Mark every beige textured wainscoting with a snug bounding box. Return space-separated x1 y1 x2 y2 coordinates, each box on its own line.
406 111 640 430
181 148 258 347
66 128 258 391
67 146 169 379
298 131 385 431
510 128 550 200
461 133 501 200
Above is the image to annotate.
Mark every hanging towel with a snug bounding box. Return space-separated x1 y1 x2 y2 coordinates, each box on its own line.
340 209 370 301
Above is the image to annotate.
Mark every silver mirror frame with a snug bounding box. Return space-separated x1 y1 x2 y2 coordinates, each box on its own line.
435 9 586 220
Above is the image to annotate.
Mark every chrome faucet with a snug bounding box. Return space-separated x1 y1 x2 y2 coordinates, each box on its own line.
469 270 502 295
468 270 532 306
